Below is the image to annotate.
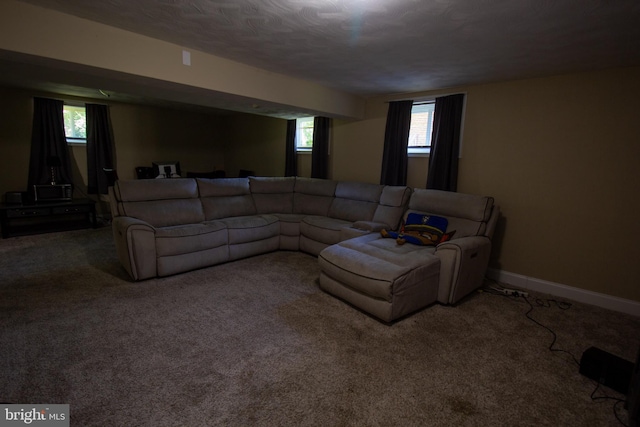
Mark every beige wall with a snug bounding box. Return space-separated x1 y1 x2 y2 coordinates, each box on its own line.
0 86 225 204
220 114 287 177
332 102 430 188
220 114 317 178
110 103 225 180
330 66 640 302
0 87 33 196
458 67 640 303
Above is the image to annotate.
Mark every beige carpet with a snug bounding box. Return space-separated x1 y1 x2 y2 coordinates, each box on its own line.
0 227 638 426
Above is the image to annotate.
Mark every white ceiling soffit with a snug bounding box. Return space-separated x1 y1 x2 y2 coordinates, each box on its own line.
7 0 640 115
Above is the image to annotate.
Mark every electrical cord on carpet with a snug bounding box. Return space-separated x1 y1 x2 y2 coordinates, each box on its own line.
481 281 580 366
590 381 629 427
521 293 581 367
481 279 629 426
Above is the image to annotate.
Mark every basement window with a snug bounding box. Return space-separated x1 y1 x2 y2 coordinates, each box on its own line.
408 101 435 156
63 104 86 144
296 117 314 152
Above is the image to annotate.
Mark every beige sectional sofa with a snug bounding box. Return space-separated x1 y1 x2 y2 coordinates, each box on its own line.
109 176 411 281
109 176 498 323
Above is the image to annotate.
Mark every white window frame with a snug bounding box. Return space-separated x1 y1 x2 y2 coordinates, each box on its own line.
296 117 314 152
63 102 87 145
407 101 435 157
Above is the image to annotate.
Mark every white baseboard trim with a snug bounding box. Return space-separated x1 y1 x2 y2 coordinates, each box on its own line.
486 269 640 317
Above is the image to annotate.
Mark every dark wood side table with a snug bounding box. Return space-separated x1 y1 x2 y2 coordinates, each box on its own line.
0 198 96 238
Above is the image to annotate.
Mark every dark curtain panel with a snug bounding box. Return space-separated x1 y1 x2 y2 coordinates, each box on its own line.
86 103 116 194
28 97 73 189
426 94 465 192
380 100 413 186
311 116 331 179
284 119 298 177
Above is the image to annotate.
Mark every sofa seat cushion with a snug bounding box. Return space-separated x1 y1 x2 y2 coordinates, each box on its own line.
155 222 228 257
219 215 280 245
300 215 354 246
319 233 439 301
340 233 437 257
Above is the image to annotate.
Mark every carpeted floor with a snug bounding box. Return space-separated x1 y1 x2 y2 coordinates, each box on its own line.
1 227 638 426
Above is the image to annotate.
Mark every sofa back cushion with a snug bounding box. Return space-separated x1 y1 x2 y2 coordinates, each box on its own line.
329 181 382 222
372 186 412 229
293 177 337 216
198 178 257 220
249 176 295 214
112 178 204 227
406 189 495 238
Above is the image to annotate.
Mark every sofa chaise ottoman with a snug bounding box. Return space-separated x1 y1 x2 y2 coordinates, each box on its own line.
318 189 499 323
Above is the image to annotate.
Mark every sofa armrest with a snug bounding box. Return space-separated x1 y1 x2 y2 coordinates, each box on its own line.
112 217 157 281
434 236 491 304
351 221 389 232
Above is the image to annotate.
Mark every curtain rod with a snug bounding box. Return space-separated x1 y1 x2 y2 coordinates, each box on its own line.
384 90 467 103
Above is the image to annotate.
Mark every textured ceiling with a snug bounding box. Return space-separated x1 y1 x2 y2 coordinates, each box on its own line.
6 0 640 114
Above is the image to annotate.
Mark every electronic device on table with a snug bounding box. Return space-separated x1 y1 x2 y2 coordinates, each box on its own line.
152 161 181 179
33 184 72 202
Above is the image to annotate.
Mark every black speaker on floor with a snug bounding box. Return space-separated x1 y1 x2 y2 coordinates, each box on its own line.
579 346 634 395
628 345 640 427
